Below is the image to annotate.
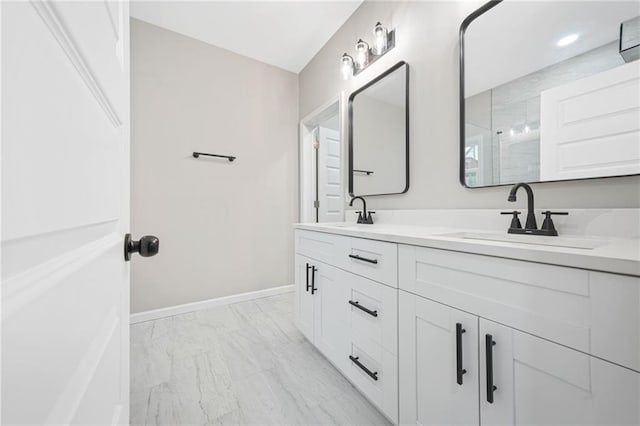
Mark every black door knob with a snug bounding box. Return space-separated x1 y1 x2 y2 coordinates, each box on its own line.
124 233 159 261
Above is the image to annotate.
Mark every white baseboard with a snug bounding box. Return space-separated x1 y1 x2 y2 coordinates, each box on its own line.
130 284 294 324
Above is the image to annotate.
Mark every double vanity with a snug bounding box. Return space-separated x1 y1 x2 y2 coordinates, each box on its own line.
295 0 640 423
293 214 639 425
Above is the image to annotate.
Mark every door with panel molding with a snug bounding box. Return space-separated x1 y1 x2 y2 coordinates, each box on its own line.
317 126 343 223
2 1 131 424
540 60 640 181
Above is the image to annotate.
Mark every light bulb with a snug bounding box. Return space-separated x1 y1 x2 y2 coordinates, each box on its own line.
372 22 388 55
341 53 353 80
355 39 369 69
524 125 530 133
509 128 515 137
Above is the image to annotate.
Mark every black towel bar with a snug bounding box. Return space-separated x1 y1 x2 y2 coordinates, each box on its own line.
353 169 373 175
193 152 236 162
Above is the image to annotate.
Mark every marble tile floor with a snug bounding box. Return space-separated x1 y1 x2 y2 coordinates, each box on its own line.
130 292 391 426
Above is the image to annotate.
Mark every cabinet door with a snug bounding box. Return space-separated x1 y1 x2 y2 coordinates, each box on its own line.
313 262 350 371
480 319 640 425
399 292 479 425
294 255 315 342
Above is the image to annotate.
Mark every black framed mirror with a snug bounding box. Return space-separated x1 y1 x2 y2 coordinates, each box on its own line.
460 0 640 188
349 61 409 197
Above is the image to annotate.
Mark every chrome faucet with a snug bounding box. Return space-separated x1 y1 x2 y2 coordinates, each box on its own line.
349 196 375 224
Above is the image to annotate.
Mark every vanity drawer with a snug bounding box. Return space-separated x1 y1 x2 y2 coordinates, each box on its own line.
346 271 397 355
340 237 398 287
295 229 344 266
399 244 640 372
346 338 398 424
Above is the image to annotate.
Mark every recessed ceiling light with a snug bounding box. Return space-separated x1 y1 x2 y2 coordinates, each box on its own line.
557 33 579 47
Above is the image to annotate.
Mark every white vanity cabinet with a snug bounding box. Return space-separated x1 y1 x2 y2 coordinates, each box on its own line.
294 230 399 423
399 291 640 425
295 226 640 426
398 244 640 426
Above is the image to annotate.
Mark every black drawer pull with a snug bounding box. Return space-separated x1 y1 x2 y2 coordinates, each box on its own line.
348 300 378 317
348 254 378 264
305 263 312 292
349 355 378 381
311 265 317 295
486 334 497 403
456 323 467 385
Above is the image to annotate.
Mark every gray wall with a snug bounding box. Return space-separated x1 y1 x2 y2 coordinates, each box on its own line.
299 1 640 210
131 19 299 313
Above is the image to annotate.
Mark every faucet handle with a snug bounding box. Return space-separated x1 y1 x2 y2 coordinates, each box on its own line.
365 211 376 224
501 211 522 230
541 211 568 233
354 211 364 224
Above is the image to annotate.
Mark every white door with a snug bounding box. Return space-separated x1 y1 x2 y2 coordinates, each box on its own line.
480 319 640 425
540 60 640 181
399 292 480 426
2 2 134 424
316 126 343 223
295 255 315 342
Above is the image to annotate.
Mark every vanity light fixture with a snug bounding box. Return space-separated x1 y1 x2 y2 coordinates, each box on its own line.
372 22 388 55
556 33 579 47
341 53 354 80
340 22 396 79
355 39 370 69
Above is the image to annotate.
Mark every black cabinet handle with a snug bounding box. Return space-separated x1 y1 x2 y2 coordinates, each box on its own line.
348 300 378 317
349 355 378 381
311 266 318 295
456 323 467 385
348 254 378 264
486 334 497 403
305 263 311 292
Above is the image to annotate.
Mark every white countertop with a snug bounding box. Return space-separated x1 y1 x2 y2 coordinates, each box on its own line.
295 222 640 277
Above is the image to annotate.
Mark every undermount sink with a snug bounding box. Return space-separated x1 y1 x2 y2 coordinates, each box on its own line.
443 232 607 250
328 223 363 229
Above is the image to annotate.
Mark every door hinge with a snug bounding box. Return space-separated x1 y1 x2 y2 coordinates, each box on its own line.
314 200 319 208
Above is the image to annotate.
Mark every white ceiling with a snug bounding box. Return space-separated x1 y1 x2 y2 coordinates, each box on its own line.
465 1 640 96
130 1 363 73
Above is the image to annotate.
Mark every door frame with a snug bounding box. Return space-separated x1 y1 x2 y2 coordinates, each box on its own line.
299 93 347 223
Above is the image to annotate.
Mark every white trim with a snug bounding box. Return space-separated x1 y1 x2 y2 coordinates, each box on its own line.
299 93 345 223
30 0 123 127
130 284 294 324
3 233 121 320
